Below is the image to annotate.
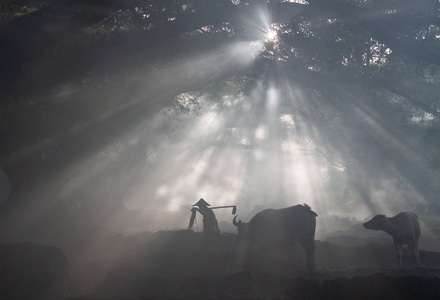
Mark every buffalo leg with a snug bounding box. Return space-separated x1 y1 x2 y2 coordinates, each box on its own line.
393 240 404 268
409 241 422 267
300 238 315 272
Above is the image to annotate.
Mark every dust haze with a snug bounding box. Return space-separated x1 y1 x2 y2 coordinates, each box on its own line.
1 1 439 299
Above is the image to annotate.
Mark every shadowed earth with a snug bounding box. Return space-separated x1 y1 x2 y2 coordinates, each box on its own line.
1 230 439 299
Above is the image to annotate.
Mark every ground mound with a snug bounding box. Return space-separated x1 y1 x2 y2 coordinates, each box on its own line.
1 231 439 299
94 271 440 300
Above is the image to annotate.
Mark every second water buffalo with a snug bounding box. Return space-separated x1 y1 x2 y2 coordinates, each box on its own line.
363 212 422 268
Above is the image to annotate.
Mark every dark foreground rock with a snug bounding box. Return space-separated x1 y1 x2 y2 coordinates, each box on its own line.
0 242 70 299
91 271 440 300
319 273 440 300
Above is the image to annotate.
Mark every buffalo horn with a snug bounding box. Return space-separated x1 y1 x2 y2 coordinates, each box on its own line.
233 215 241 227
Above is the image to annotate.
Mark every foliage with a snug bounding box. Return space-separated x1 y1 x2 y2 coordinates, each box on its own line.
0 0 54 22
0 0 439 237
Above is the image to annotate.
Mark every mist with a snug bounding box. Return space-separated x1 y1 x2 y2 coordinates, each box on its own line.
1 1 439 298
1 0 439 245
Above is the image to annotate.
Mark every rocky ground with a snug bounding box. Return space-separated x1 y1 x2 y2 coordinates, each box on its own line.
1 231 439 299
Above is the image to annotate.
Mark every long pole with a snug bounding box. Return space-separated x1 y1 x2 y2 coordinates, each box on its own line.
210 205 235 209
209 205 237 214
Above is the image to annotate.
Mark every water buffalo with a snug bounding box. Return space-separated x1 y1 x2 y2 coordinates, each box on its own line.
233 204 318 271
363 212 422 268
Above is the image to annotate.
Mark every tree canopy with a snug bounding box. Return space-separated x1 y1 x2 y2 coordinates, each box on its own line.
0 0 439 240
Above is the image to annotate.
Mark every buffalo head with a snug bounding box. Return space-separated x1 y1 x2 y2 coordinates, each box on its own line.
233 215 242 230
363 214 387 230
233 215 250 236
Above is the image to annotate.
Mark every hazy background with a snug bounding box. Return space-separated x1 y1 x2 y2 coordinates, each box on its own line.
1 0 439 249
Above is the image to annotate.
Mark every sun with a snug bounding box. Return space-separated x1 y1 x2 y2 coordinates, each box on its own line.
264 28 278 43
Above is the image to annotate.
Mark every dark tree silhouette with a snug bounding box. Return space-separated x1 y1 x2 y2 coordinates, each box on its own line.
0 0 439 244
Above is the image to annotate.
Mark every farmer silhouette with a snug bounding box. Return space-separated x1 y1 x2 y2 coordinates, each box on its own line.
188 198 219 235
